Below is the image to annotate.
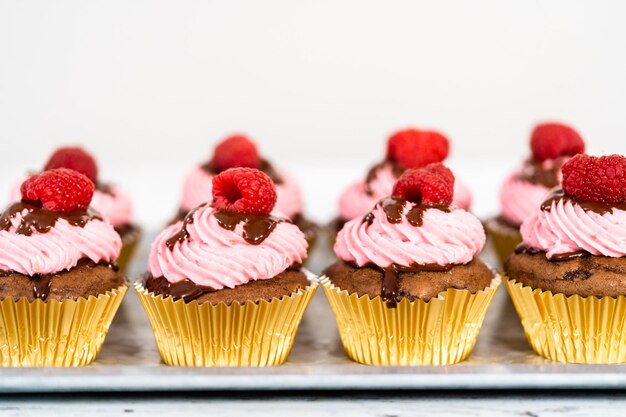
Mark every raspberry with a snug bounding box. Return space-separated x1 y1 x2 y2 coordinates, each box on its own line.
211 168 277 215
386 128 450 168
44 146 99 183
530 123 585 161
211 134 260 172
562 154 626 204
391 163 454 205
20 168 95 213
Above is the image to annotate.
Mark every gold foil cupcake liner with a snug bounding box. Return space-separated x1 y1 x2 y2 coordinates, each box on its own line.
135 274 318 367
117 232 141 274
506 278 626 364
0 284 128 367
321 275 501 366
484 219 522 267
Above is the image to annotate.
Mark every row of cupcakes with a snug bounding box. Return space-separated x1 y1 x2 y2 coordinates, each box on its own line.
0 124 624 367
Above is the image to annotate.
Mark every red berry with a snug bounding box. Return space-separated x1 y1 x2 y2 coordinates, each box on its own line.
211 134 260 172
44 146 99 183
20 168 95 213
391 163 454 205
211 168 277 215
530 123 584 161
386 128 450 168
562 154 626 204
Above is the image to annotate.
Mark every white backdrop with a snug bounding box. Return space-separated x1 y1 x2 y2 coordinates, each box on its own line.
1 0 625 227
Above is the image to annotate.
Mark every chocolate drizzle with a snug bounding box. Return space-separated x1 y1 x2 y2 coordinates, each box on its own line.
166 205 286 249
516 157 564 188
144 274 215 302
201 158 283 184
364 160 404 196
541 189 626 215
363 197 451 227
165 205 201 249
348 261 452 307
515 243 591 262
214 210 284 245
0 201 100 236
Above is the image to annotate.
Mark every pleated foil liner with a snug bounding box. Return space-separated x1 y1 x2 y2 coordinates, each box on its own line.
320 275 501 366
117 232 141 274
0 284 128 367
135 274 319 367
484 219 522 267
506 278 626 364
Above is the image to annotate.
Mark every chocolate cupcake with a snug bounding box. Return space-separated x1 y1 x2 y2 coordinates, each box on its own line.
9 147 141 273
333 128 472 235
485 122 584 265
0 168 128 366
137 167 317 366
505 154 626 364
323 164 500 366
174 134 318 247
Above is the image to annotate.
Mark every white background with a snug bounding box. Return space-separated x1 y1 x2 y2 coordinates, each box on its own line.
1 0 625 227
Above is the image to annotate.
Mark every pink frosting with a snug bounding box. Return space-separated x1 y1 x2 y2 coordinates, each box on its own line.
179 166 304 218
0 209 122 276
521 198 626 259
9 176 134 227
90 185 133 227
499 174 551 226
338 164 472 221
334 201 485 267
148 205 308 289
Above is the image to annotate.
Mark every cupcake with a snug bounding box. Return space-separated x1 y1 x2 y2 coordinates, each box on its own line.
485 123 585 265
0 168 128 366
333 128 472 234
137 167 317 366
323 164 500 366
505 154 626 364
174 134 318 247
9 147 140 273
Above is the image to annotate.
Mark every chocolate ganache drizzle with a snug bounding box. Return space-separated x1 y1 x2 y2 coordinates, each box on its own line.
0 201 101 236
166 204 287 249
361 197 452 307
515 157 564 188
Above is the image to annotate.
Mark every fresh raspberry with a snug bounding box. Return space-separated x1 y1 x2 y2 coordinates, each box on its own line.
211 134 260 172
391 163 454 205
20 168 95 212
44 146 99 183
386 128 450 169
211 168 277 215
530 123 585 161
562 154 626 204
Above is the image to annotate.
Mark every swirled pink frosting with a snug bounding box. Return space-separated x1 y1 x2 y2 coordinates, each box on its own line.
179 166 304 217
90 185 133 227
0 209 122 275
499 174 551 226
148 205 308 289
521 198 626 259
9 176 133 227
338 164 472 221
334 201 485 267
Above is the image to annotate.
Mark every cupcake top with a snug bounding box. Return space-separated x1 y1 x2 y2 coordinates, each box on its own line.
179 134 304 218
149 168 308 291
335 163 485 270
520 154 626 260
337 128 472 222
9 147 134 228
499 123 584 226
0 168 121 276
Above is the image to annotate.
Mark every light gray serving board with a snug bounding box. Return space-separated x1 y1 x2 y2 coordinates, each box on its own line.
1 232 625 393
